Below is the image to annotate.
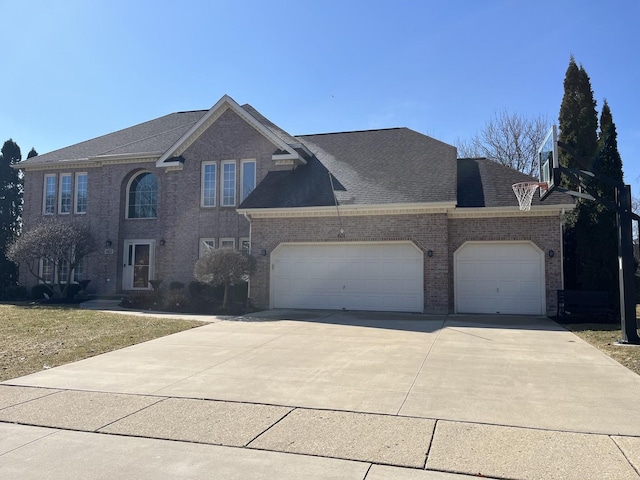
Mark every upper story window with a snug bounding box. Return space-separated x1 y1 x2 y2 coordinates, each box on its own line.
43 174 57 214
42 172 88 215
201 162 217 207
241 160 256 202
221 161 236 207
75 173 88 214
59 174 72 214
127 171 157 219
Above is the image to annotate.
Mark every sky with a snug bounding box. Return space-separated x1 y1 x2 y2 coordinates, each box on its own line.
2 0 639 191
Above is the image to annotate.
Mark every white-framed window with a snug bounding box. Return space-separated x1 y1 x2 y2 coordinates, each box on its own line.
72 259 84 283
199 238 216 257
219 238 235 249
43 174 57 214
59 173 73 214
240 237 250 255
75 173 88 214
42 259 84 284
127 171 157 219
59 259 69 282
240 159 256 202
40 258 54 283
221 161 236 207
201 162 217 207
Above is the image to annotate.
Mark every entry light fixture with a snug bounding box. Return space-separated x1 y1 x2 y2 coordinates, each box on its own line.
160 239 166 246
105 240 112 247
261 249 267 256
548 250 555 258
427 250 434 257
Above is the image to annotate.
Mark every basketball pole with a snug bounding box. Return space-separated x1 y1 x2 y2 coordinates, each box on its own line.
615 185 640 344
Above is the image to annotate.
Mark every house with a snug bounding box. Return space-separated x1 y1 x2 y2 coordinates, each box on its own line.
17 95 574 315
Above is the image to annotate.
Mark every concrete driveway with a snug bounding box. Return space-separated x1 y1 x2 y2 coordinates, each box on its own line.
2 310 640 479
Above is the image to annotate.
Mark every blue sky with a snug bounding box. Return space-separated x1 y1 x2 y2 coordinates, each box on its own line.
2 0 639 190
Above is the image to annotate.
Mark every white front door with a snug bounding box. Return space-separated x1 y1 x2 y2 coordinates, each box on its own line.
123 240 155 290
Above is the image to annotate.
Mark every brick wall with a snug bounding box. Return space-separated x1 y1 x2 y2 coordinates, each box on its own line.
249 211 564 316
19 108 288 295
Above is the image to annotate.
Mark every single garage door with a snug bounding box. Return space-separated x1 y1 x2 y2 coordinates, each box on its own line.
455 242 545 315
271 242 423 312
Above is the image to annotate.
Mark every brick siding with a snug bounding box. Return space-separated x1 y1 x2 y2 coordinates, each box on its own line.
19 108 290 295
249 212 564 315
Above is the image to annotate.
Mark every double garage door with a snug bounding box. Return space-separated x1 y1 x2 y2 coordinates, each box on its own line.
455 242 545 315
271 242 423 312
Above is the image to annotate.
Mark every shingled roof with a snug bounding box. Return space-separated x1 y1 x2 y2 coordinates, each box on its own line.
457 158 573 208
19 110 208 166
241 127 458 208
19 97 573 210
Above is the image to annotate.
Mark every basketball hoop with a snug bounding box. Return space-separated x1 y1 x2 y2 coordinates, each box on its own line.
512 182 547 211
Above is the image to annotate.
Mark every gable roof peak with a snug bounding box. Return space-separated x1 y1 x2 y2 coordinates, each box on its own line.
157 94 306 167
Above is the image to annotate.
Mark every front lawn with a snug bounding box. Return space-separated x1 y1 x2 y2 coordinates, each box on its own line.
563 315 640 376
0 304 204 382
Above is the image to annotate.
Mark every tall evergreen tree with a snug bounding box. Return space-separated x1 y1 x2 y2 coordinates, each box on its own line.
558 56 599 179
596 100 623 185
558 57 600 292
577 101 624 297
0 139 23 294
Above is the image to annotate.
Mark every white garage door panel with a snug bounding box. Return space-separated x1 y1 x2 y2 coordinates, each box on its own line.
455 243 544 315
272 243 423 312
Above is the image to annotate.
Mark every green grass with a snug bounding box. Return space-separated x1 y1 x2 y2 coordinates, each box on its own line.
0 304 204 382
563 308 640 376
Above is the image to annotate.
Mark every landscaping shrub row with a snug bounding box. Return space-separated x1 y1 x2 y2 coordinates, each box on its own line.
120 281 250 315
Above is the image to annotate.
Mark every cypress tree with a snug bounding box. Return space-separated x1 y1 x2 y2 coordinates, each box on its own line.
0 139 23 294
558 57 600 291
558 56 599 179
596 100 623 185
578 101 624 301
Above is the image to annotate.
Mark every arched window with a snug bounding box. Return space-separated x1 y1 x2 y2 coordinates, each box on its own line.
127 172 157 218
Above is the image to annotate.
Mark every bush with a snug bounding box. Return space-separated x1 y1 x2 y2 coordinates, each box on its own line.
169 281 185 291
188 281 219 301
65 283 82 299
0 285 28 300
163 292 190 312
231 281 249 303
31 284 54 299
120 292 155 310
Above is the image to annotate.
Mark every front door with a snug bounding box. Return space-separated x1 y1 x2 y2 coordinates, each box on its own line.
123 241 155 290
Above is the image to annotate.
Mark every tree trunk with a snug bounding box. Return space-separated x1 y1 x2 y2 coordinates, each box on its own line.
222 283 229 310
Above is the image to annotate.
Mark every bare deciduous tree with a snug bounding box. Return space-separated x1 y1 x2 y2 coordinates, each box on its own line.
194 249 256 310
7 219 96 297
456 110 550 177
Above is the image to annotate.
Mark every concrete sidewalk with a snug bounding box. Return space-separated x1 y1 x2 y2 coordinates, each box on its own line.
1 310 640 479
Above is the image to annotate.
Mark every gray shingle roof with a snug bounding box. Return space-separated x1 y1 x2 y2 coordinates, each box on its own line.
19 99 573 211
19 110 208 166
457 158 574 208
298 128 458 205
239 156 342 208
241 128 458 208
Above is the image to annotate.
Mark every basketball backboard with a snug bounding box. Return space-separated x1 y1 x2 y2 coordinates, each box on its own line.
538 125 559 200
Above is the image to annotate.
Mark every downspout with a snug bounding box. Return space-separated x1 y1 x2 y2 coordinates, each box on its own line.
243 211 252 302
560 208 565 290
